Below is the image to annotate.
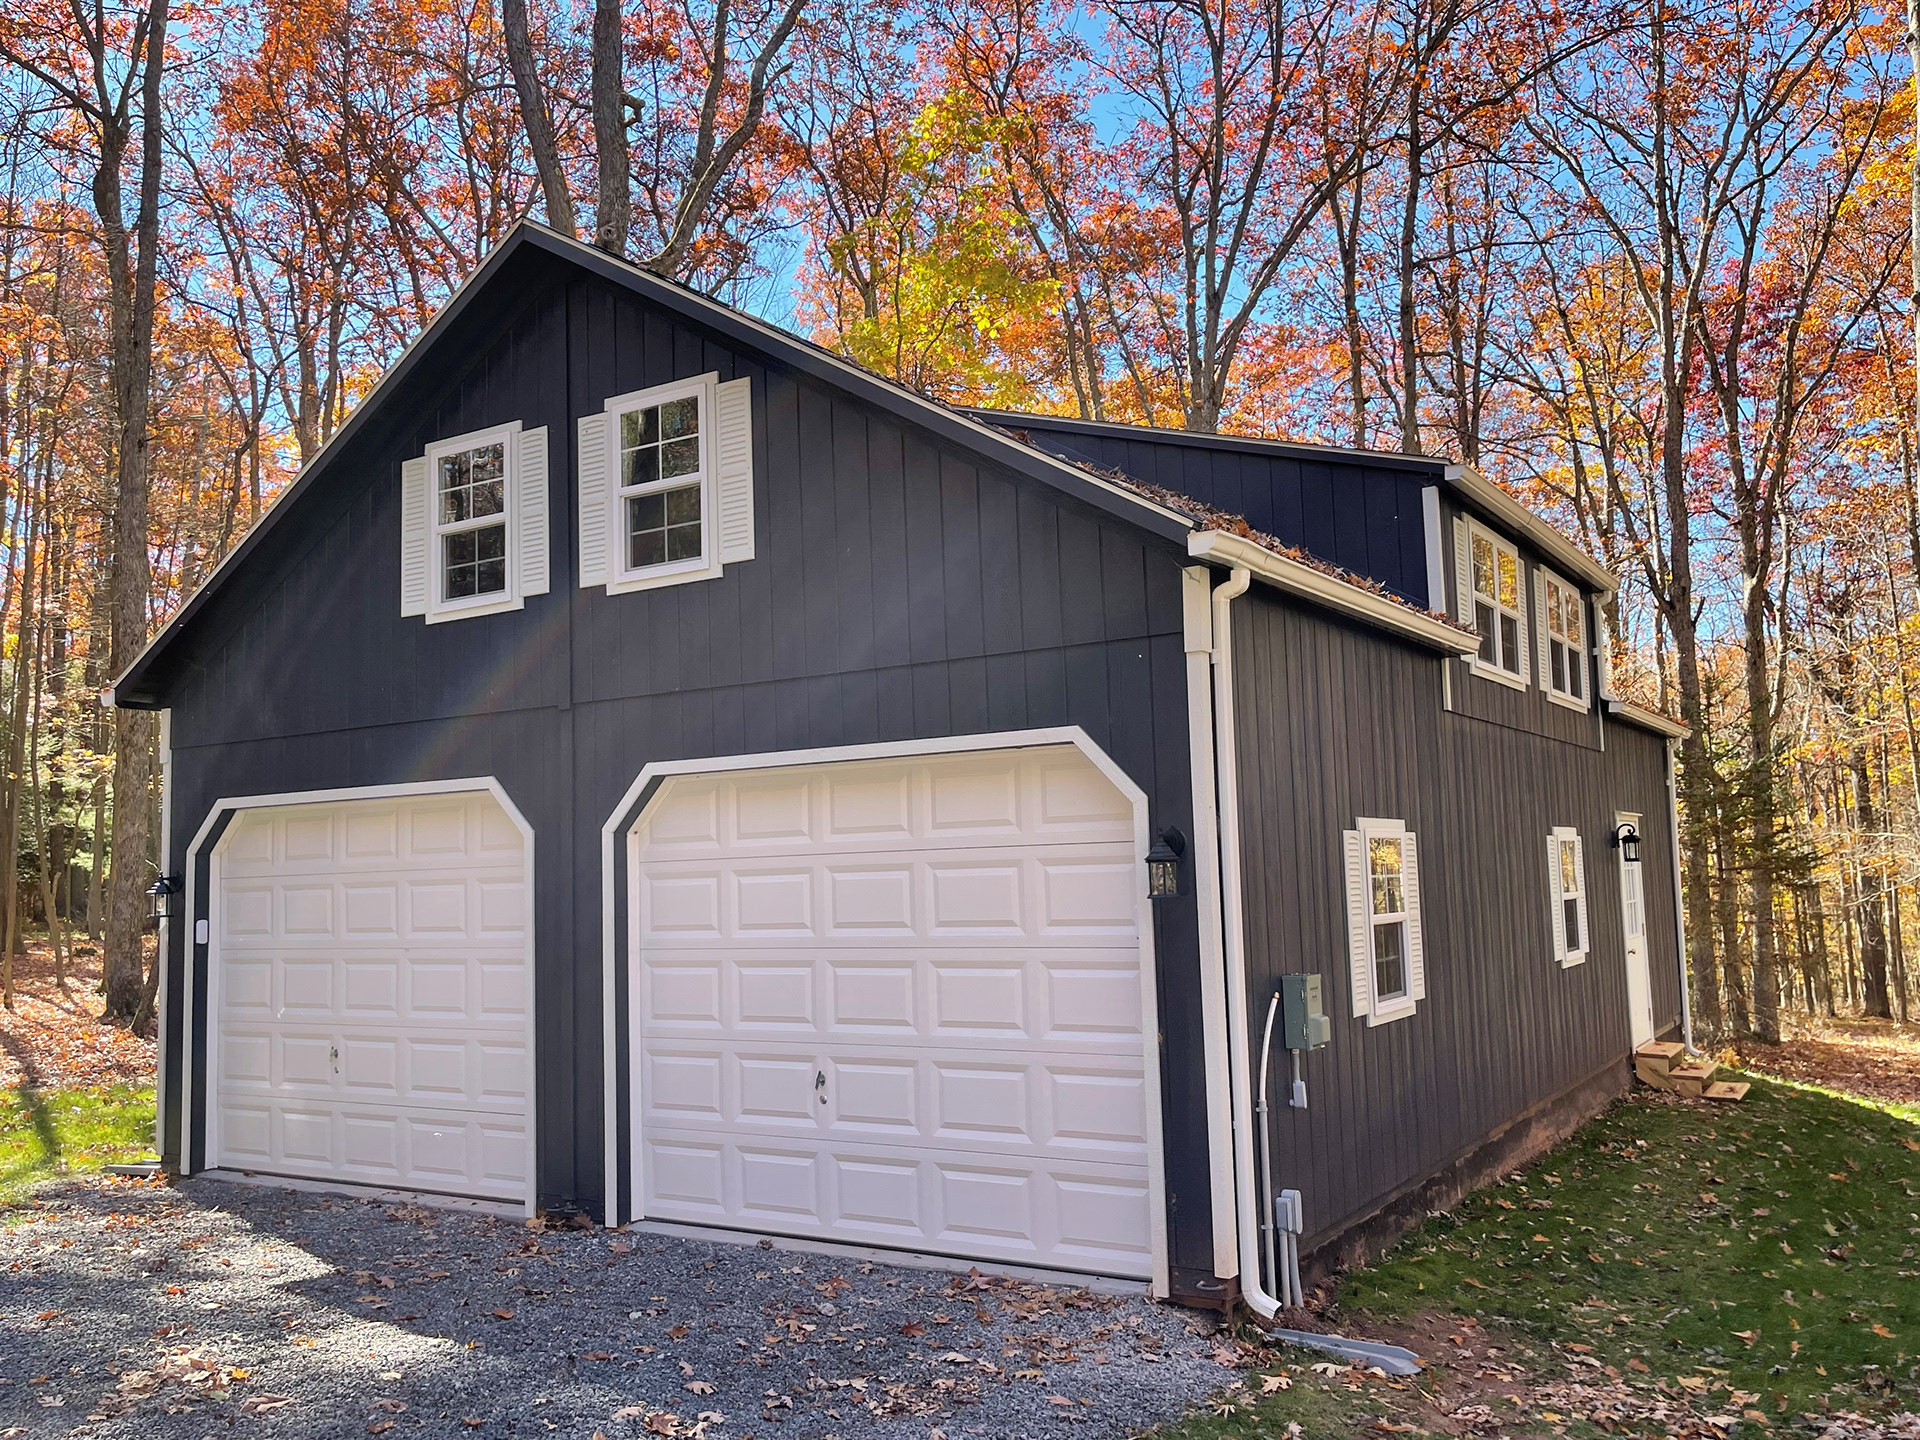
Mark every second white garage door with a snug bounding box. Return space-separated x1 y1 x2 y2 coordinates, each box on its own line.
630 744 1158 1279
211 789 533 1204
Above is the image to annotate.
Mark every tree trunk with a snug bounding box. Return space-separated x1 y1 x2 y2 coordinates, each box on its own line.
591 0 631 255
101 0 170 1025
1853 744 1892 1017
501 0 577 237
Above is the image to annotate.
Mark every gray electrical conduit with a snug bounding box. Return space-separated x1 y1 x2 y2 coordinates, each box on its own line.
1209 567 1422 1379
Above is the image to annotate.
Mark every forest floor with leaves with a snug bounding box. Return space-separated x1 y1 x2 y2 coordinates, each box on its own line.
0 939 157 1091
1155 1020 1920 1440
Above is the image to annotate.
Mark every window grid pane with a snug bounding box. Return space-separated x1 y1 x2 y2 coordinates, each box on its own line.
438 443 505 527
1374 919 1406 1001
629 482 703 571
444 523 507 599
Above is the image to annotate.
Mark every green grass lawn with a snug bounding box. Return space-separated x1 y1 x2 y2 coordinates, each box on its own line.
0 1084 156 1206
1159 1075 1920 1439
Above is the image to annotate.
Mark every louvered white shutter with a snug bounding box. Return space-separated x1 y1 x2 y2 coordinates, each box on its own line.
1403 832 1426 1001
1535 569 1550 691
1571 833 1589 961
400 456 430 616
516 426 550 597
1344 829 1371 1020
1547 832 1566 966
578 412 612 588
1454 517 1473 626
714 376 754 564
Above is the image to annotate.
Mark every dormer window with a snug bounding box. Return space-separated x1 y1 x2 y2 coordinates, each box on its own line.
1539 568 1587 707
399 422 551 624
1454 517 1528 687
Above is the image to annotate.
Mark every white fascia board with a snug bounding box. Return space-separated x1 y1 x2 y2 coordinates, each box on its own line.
1188 531 1480 656
1606 697 1689 739
1443 463 1615 597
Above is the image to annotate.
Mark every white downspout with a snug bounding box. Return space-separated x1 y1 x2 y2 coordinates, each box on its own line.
1183 568 1241 1281
1210 566 1283 1319
1665 737 1696 1052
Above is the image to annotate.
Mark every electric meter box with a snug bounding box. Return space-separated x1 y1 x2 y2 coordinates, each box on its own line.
1280 973 1330 1051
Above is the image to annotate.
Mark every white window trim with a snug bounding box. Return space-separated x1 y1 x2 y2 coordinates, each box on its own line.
1459 517 1528 690
601 375 723 595
1345 816 1426 1027
1549 824 1590 967
419 421 523 622
1538 565 1591 713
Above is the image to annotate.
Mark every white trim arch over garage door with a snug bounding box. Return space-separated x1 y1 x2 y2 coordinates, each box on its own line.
601 730 1168 1293
183 778 537 1214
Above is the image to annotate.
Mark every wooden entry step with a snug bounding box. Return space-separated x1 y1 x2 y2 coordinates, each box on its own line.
1632 1040 1747 1101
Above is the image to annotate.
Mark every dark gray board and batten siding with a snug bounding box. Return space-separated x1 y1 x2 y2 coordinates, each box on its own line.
973 412 1440 608
1228 584 1681 1255
149 247 1224 1286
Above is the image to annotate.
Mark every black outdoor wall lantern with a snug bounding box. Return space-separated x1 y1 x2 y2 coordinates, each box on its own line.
1146 826 1187 899
1611 822 1641 864
148 873 183 922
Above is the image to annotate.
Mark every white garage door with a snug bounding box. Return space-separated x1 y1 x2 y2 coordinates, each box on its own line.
631 745 1157 1279
211 790 533 1203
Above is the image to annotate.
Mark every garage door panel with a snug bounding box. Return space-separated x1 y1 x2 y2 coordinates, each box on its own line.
640 1129 1150 1277
636 757 1133 865
214 791 530 1202
643 855 1133 947
739 1147 821 1221
732 962 814 1028
640 1042 1146 1159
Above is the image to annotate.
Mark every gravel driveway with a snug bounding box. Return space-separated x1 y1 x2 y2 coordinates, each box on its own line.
0 1177 1232 1439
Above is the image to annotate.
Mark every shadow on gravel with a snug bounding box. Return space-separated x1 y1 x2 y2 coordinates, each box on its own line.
0 1177 1230 1440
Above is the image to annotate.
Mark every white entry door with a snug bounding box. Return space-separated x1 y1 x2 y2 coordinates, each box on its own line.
1617 811 1654 1048
631 744 1157 1280
211 790 533 1203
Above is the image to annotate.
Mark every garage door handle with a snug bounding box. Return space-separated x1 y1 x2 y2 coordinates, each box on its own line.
330 1045 339 1074
815 1070 826 1105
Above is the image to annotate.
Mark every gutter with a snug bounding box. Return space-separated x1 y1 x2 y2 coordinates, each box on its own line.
1189 531 1478 657
1606 696 1689 740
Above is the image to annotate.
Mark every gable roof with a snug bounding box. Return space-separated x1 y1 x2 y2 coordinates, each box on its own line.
108 221 1608 706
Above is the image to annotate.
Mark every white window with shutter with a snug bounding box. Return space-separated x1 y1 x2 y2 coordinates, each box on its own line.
1454 516 1527 688
1537 566 1588 709
1343 817 1426 1026
400 421 549 624
1548 825 1589 966
578 371 754 596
